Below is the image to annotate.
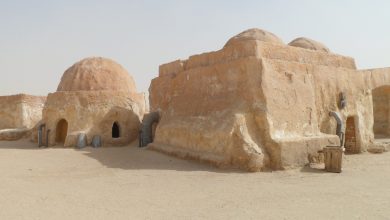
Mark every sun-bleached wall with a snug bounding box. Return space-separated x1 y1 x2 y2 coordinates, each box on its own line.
149 28 390 171
43 91 145 147
0 94 45 130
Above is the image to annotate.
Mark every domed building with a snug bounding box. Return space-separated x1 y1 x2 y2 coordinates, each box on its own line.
224 28 284 47
288 37 330 52
57 57 137 93
149 27 390 171
40 57 146 147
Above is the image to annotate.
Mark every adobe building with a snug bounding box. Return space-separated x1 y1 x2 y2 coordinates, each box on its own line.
148 28 390 171
0 94 46 140
40 57 147 147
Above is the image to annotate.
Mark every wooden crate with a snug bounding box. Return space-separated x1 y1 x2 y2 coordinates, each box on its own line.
323 146 344 173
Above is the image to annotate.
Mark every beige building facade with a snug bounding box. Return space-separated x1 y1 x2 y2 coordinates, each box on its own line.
149 28 390 171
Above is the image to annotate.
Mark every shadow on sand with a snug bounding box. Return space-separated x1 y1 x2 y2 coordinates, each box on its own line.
78 143 244 173
0 139 40 150
0 139 244 172
0 139 331 174
0 140 336 174
300 164 327 174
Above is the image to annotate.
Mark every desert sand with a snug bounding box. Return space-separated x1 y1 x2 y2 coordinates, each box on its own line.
0 140 389 220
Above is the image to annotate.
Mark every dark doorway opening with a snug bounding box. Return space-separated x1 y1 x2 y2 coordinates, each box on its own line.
373 86 390 138
112 122 120 138
56 119 68 144
344 116 359 154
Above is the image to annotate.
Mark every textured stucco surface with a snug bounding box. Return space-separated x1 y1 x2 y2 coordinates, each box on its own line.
42 57 146 147
0 94 45 130
57 57 137 93
149 28 390 171
0 94 46 140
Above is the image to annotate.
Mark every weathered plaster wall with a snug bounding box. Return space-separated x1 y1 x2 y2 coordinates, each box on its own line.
42 91 145 147
372 86 390 137
151 56 268 171
150 33 390 171
0 94 45 130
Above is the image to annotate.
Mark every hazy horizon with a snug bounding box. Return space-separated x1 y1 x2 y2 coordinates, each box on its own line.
1 0 389 96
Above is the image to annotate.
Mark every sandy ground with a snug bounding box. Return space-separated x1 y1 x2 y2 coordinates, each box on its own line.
0 140 389 220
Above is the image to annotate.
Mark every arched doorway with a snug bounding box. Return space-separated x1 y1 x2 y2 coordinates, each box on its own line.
55 119 68 144
344 116 359 153
372 86 390 138
112 122 120 138
140 112 160 147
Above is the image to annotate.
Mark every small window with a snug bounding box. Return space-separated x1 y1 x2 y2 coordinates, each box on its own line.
112 122 120 138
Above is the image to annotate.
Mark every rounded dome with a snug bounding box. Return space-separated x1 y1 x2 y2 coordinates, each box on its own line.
57 57 137 93
288 37 330 53
224 28 284 47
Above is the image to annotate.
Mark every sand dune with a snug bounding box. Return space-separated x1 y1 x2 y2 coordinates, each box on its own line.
0 140 389 219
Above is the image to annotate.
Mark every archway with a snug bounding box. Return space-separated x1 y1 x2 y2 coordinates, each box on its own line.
55 119 68 144
112 122 120 138
372 86 390 138
140 112 160 147
345 116 359 153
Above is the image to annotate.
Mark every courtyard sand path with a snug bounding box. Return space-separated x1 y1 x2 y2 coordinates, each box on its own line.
0 140 389 220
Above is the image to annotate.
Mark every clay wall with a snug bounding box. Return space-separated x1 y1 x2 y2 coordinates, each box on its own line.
151 38 390 171
0 94 45 129
43 91 145 147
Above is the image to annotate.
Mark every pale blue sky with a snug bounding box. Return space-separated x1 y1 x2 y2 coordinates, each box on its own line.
0 0 389 95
